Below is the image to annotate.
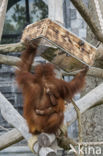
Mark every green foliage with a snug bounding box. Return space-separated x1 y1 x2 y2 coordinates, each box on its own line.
32 0 48 20
3 19 15 34
12 4 26 32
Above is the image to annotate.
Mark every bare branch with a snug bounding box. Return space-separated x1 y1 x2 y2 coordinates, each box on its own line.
0 0 8 41
70 0 103 43
63 67 103 78
0 54 20 67
0 42 25 53
0 125 8 131
0 128 23 150
0 54 38 69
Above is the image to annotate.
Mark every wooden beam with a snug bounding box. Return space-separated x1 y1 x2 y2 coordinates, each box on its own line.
63 67 103 78
0 0 8 41
38 133 56 147
0 54 39 68
39 147 57 156
66 83 103 125
70 0 103 43
0 92 32 140
0 129 23 150
93 0 103 33
0 54 20 66
0 42 25 53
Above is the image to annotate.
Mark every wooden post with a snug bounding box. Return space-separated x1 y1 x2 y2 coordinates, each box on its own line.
93 0 103 33
38 133 56 147
0 92 32 140
39 147 57 156
0 0 8 41
0 128 23 150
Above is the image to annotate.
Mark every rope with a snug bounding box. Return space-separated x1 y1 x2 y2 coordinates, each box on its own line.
28 135 38 153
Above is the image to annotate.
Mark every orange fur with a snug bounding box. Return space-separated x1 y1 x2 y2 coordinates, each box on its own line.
15 45 88 134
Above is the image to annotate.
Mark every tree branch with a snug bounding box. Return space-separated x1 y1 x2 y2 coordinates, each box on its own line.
0 128 23 150
0 54 38 69
0 42 25 53
63 67 103 78
66 83 103 126
0 0 8 41
70 0 103 43
0 54 20 66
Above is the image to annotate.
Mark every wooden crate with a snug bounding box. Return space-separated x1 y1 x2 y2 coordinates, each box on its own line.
21 18 96 72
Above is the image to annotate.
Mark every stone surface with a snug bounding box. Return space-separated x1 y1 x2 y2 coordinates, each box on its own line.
82 105 103 142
